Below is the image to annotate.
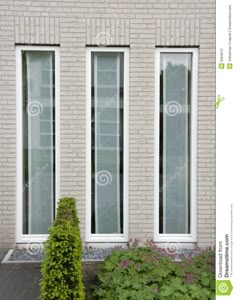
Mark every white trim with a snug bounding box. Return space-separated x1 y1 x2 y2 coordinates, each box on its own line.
55 48 60 214
86 47 129 243
16 46 60 243
1 249 15 264
154 48 198 243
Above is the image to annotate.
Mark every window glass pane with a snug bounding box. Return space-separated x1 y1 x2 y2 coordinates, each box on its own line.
159 53 191 234
91 52 124 234
22 51 55 234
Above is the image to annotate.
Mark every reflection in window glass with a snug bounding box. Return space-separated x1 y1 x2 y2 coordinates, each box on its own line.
22 51 55 234
91 52 124 234
159 53 192 234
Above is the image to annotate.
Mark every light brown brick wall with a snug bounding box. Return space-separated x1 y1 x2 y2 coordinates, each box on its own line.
0 0 216 248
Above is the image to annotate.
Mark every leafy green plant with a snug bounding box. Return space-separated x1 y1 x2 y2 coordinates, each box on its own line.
40 197 84 300
91 245 215 300
54 197 79 227
182 249 215 297
157 278 213 300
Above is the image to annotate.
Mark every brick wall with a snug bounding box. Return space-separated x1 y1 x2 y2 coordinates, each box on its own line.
0 0 216 248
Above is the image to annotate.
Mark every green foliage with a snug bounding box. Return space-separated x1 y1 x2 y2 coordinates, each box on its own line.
91 245 215 300
54 197 79 227
40 197 84 300
157 278 213 300
181 249 215 298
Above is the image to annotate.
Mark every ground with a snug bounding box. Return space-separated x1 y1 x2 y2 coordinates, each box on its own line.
0 249 99 300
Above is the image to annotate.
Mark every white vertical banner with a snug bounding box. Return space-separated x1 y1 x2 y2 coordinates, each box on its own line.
216 0 235 297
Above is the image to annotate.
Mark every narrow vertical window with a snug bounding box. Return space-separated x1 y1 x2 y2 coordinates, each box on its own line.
157 49 197 238
91 52 124 234
22 51 55 234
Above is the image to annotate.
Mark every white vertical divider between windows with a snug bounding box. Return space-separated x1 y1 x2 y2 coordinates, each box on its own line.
154 48 161 242
124 49 129 243
191 49 198 243
86 48 92 241
16 47 23 243
55 48 60 215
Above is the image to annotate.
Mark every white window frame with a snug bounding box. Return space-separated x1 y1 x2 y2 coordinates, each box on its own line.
86 47 129 243
154 48 198 243
16 46 60 243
